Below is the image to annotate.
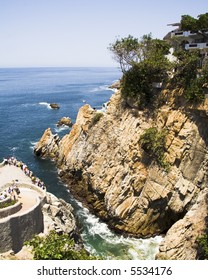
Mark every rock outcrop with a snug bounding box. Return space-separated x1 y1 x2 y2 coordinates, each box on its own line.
34 128 60 158
42 192 77 238
34 89 208 259
50 103 60 109
57 117 73 127
156 190 208 260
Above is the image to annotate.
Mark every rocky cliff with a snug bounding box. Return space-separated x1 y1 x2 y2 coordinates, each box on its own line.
42 191 77 238
34 89 208 259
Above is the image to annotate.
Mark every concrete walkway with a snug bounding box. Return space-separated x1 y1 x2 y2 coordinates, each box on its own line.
0 165 42 216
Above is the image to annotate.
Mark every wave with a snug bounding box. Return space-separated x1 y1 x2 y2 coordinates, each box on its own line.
29 141 38 150
20 103 36 108
89 85 114 93
38 102 52 109
54 125 70 133
74 199 163 260
9 146 19 152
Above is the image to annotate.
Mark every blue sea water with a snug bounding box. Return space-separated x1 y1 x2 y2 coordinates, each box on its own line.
0 67 162 259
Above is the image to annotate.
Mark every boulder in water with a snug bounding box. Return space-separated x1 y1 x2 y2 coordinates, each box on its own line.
57 117 73 127
50 103 60 109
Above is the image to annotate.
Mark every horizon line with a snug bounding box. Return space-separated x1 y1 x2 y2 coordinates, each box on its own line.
0 65 119 69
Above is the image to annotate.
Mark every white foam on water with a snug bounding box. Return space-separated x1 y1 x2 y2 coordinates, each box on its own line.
90 85 114 93
20 103 36 108
54 125 70 133
9 146 19 152
29 141 38 150
74 199 163 260
38 102 51 109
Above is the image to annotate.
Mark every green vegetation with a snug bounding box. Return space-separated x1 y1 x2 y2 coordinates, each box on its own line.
108 35 139 73
140 127 168 169
109 13 208 107
197 232 208 259
89 112 103 128
25 231 99 260
109 34 171 108
0 199 16 209
181 13 208 32
172 49 208 102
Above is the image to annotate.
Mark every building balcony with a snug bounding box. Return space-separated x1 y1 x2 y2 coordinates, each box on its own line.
171 30 197 38
171 30 208 38
185 42 208 50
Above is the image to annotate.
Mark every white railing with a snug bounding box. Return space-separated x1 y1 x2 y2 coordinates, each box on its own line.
171 30 208 38
171 30 197 38
185 42 208 50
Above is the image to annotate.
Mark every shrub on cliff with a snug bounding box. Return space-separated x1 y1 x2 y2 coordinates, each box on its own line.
171 49 208 102
197 232 208 259
25 231 99 260
140 127 168 168
121 58 170 108
89 112 103 128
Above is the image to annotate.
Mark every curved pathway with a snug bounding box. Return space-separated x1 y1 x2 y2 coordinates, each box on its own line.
0 165 43 216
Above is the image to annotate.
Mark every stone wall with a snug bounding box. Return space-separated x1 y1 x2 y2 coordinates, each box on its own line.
0 197 43 253
0 201 22 219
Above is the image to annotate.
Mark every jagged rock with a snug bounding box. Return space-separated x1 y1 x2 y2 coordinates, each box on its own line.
57 117 73 127
50 103 60 109
109 80 121 90
42 192 77 237
156 189 208 260
35 90 208 258
34 128 60 158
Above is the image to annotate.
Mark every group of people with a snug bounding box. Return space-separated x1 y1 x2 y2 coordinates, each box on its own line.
2 157 33 177
2 156 47 191
0 180 20 201
0 190 8 201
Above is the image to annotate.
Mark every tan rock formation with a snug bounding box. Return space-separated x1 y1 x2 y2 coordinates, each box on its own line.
34 128 60 158
156 189 208 260
57 117 73 127
34 90 208 258
42 192 77 237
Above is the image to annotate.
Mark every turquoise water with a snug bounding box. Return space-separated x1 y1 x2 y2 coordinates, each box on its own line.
0 67 162 259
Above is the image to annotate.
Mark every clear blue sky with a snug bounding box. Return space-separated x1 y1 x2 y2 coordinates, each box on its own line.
0 0 207 67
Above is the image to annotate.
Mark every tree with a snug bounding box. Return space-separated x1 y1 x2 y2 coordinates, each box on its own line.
172 48 200 87
108 35 139 73
197 13 208 31
181 15 198 31
25 231 99 260
119 35 171 108
180 13 208 33
109 34 170 73
171 48 207 102
138 35 170 62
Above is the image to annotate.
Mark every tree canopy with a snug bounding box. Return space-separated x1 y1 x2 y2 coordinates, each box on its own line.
180 13 208 32
110 34 171 108
108 35 139 73
25 231 99 260
109 12 208 108
109 34 170 73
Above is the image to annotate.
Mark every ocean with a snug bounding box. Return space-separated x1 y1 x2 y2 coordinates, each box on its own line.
0 67 162 259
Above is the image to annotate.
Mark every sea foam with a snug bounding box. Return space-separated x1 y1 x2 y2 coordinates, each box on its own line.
39 102 51 109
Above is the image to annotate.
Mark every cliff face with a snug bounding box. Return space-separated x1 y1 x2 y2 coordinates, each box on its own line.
34 90 208 259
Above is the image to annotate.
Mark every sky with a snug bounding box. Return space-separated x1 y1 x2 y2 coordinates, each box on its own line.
0 0 207 67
